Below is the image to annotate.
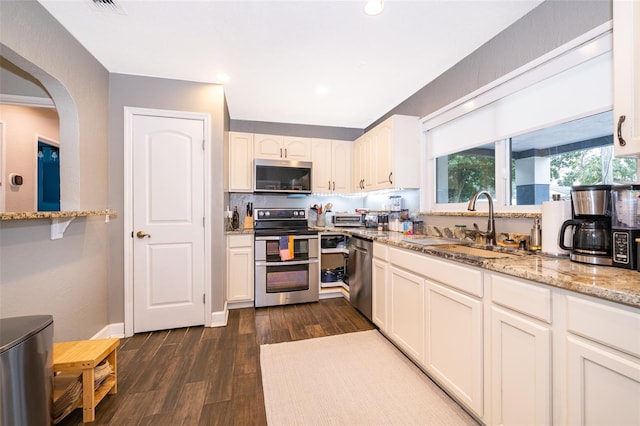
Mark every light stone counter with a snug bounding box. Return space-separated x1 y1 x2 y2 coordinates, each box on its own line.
325 227 640 309
0 210 115 220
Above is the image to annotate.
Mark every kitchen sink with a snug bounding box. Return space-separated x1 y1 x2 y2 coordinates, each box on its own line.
401 237 470 246
434 244 518 259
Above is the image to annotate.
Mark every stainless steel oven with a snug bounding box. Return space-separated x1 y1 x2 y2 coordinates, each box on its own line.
254 208 319 307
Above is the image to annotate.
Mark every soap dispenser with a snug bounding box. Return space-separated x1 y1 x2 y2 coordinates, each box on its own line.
530 218 542 251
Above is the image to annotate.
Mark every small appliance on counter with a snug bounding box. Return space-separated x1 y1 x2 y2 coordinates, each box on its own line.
332 213 365 227
559 184 613 266
611 184 640 269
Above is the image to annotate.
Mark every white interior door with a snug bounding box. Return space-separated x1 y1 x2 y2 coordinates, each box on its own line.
0 121 4 212
132 114 205 333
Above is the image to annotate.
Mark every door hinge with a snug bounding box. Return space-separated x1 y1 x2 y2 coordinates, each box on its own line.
203 294 206 304
203 217 205 227
202 139 205 151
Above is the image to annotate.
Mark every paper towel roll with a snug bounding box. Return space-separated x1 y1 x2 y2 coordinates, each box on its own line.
541 200 572 255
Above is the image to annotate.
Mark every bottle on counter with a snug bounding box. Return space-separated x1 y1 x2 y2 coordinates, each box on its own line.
530 218 542 251
225 205 234 231
232 206 240 230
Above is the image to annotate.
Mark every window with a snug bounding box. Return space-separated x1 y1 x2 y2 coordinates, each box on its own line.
424 28 638 211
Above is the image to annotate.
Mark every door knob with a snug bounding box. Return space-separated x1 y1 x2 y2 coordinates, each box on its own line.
136 231 151 239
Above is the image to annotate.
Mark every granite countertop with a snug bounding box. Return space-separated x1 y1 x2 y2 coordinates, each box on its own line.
0 210 115 221
323 227 640 309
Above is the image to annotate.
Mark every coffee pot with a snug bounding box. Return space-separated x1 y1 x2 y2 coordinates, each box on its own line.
559 185 613 266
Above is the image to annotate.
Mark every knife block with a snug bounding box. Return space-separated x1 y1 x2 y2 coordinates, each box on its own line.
243 216 253 229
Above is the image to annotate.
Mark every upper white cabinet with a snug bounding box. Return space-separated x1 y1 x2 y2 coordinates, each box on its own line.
254 134 312 161
311 139 351 193
226 132 254 192
352 115 420 191
613 0 640 157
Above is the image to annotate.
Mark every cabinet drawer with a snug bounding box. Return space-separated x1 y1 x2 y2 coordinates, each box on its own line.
227 234 253 248
389 247 482 297
489 273 551 323
373 242 388 260
566 295 640 358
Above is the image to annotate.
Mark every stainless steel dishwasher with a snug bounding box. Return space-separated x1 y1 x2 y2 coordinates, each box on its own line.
347 236 372 320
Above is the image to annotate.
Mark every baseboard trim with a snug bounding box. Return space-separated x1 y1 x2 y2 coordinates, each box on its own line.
228 300 254 310
210 303 228 327
91 322 125 339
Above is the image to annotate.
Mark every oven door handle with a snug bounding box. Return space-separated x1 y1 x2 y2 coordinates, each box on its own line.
255 259 318 267
255 235 318 241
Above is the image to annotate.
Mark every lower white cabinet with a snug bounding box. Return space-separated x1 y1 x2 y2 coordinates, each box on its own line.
389 265 425 363
566 336 640 425
564 294 640 425
372 257 388 332
426 280 484 417
226 234 254 303
490 306 552 425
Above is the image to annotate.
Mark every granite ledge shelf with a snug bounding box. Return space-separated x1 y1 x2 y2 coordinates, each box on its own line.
0 210 115 221
421 211 540 219
0 210 116 240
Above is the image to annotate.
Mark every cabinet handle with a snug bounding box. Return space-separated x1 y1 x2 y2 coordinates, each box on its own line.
284 148 288 158
332 181 335 191
389 172 393 184
328 180 331 191
280 148 283 158
617 115 627 147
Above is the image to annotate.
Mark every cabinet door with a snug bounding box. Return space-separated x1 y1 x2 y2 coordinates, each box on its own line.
283 136 312 161
352 136 364 191
254 134 284 160
389 266 425 364
373 122 393 188
311 138 333 192
426 281 483 416
227 237 254 302
491 306 551 426
331 140 351 193
613 0 640 157
372 257 388 332
228 132 253 192
361 133 374 190
567 336 640 426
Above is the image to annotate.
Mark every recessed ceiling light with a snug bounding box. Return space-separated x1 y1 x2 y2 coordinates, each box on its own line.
364 0 384 16
216 72 230 83
316 86 329 96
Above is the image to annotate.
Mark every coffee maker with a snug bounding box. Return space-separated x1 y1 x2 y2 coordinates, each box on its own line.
559 185 613 266
611 184 640 269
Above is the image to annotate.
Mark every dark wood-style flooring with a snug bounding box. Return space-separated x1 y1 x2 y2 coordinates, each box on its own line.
57 298 375 425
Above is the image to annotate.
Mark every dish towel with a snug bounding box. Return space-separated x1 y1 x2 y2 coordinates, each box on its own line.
279 236 294 261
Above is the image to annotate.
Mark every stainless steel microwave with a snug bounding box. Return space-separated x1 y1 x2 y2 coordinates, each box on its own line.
254 159 312 194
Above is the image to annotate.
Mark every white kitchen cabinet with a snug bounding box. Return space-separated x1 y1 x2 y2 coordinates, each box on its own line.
613 0 640 157
351 133 374 191
226 234 254 304
311 138 351 193
490 306 551 425
566 336 640 425
563 293 640 425
351 115 420 191
488 273 552 426
425 280 484 417
226 132 254 192
254 134 311 161
389 265 425 364
372 242 389 332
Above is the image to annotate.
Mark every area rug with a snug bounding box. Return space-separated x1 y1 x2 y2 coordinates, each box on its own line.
260 330 478 425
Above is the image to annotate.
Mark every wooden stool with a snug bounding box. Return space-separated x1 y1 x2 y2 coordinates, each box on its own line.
53 338 120 423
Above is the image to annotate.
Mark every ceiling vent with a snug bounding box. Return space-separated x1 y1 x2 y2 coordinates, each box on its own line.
91 0 126 14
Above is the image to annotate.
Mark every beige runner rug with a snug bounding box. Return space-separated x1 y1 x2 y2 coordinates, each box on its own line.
260 330 478 425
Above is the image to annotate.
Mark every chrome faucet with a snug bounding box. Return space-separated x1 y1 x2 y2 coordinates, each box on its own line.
467 190 496 245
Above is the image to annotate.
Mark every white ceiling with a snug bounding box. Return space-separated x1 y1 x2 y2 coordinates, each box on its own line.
37 0 543 129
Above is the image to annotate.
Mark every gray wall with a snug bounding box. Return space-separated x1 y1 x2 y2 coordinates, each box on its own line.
108 74 227 323
0 1 110 341
230 119 362 141
0 57 50 98
371 0 612 130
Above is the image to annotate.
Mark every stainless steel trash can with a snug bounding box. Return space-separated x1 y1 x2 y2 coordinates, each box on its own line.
0 315 53 426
